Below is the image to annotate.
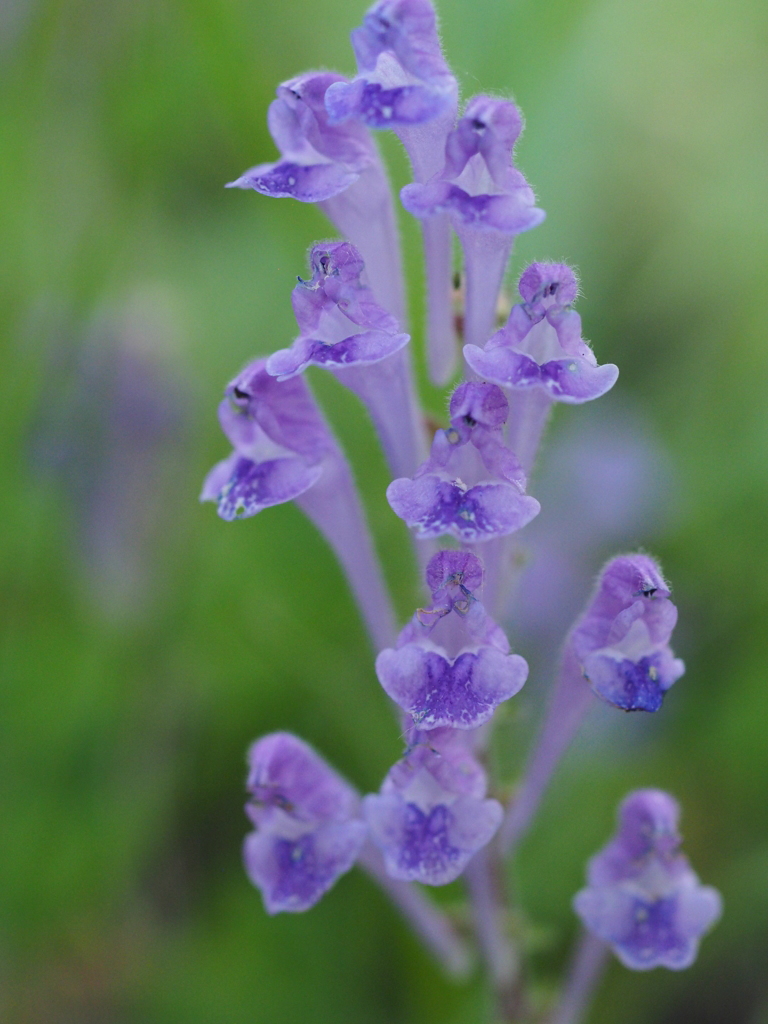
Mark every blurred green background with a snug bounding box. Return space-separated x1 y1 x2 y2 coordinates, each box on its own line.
2 0 767 1020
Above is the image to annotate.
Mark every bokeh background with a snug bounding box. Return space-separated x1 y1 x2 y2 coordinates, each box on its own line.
2 0 767 1020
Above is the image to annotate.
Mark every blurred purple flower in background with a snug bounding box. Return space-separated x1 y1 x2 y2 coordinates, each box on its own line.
33 291 189 618
575 790 722 970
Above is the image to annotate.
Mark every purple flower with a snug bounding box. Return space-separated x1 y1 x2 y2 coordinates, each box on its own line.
228 72 377 203
464 262 619 404
387 381 540 542
325 0 457 131
264 241 424 479
267 241 409 380
568 554 685 712
376 550 528 729
364 729 503 885
243 733 367 914
401 96 544 351
200 358 332 522
574 790 722 970
401 95 543 235
201 357 397 651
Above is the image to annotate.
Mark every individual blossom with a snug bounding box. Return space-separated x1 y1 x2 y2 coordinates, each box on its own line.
228 71 406 324
376 550 528 729
325 0 457 134
364 728 503 885
569 554 685 713
574 790 722 970
464 262 619 470
327 0 460 384
243 733 367 914
402 95 545 350
266 240 425 479
386 381 540 542
200 357 396 650
498 554 684 855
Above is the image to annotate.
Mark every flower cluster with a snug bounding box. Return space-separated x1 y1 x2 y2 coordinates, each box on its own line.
201 0 721 1010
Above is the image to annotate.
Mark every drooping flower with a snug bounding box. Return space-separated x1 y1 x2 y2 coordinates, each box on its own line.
364 728 503 885
574 790 722 970
200 359 329 523
569 554 685 713
386 381 540 542
327 0 460 385
243 733 367 914
376 550 528 729
228 72 376 203
402 96 545 349
265 240 425 479
227 71 407 324
200 357 396 650
498 553 684 856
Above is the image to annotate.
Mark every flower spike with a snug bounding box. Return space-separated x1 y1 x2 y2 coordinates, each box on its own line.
574 790 722 970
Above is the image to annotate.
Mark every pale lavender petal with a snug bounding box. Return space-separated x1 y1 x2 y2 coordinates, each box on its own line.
425 549 484 599
267 330 410 381
463 343 542 388
402 182 544 233
539 358 620 404
449 380 508 429
219 359 332 461
216 456 322 521
376 644 527 728
387 474 540 542
519 261 579 313
200 451 239 503
246 732 359 824
226 159 360 202
582 649 685 713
